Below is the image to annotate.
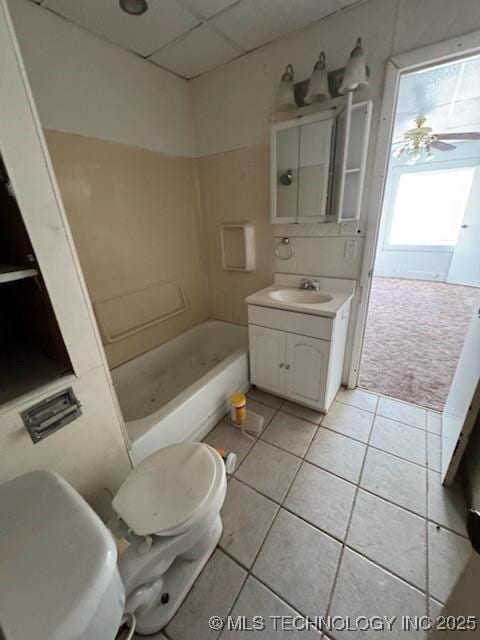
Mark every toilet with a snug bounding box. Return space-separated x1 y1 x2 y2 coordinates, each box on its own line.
0 441 227 639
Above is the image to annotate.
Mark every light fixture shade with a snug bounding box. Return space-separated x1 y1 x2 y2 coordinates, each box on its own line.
276 64 297 111
119 0 148 15
305 52 331 103
339 37 369 94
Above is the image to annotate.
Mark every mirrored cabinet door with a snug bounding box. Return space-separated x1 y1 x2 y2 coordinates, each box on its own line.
274 124 299 223
297 117 334 220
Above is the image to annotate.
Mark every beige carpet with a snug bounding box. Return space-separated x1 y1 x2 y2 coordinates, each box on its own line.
359 277 480 412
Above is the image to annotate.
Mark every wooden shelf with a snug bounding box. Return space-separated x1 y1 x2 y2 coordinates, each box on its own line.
0 264 37 284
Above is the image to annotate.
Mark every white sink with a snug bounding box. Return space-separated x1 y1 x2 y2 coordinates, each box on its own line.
268 289 333 305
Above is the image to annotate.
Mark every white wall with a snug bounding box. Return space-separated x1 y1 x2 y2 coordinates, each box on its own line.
0 0 131 518
8 0 195 157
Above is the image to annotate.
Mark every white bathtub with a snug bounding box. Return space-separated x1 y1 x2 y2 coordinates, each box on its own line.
111 320 249 464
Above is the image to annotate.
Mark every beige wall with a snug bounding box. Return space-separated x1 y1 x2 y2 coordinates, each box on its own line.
198 145 274 325
46 131 209 368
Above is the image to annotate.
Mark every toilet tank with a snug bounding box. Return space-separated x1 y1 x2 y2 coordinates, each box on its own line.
0 471 125 640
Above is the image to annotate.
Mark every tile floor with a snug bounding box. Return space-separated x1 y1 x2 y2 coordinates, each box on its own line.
136 388 472 640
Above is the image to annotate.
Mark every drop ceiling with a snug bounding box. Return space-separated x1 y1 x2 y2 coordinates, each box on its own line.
29 0 363 79
394 54 480 139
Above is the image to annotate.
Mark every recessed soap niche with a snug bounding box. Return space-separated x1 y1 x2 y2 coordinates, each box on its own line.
220 223 256 272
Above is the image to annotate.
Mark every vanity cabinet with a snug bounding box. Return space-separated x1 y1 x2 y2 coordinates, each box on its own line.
248 302 350 413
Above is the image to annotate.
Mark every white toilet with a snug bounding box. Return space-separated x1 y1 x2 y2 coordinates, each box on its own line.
0 441 227 639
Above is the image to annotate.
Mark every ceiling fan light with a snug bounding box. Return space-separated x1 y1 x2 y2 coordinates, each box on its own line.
305 52 331 103
276 64 297 111
119 0 148 16
339 37 369 94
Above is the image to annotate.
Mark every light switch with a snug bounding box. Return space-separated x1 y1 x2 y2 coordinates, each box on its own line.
344 239 357 260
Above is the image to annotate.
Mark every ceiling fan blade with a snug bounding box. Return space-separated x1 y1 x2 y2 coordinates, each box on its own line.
431 140 456 151
436 132 480 140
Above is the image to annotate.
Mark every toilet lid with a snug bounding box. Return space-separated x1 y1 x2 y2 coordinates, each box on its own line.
113 442 222 536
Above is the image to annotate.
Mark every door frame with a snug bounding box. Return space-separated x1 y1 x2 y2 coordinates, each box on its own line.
348 29 480 388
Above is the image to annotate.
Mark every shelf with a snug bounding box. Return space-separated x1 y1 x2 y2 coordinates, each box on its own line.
0 264 38 284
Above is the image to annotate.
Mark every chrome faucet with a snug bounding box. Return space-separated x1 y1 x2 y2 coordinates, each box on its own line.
299 279 321 291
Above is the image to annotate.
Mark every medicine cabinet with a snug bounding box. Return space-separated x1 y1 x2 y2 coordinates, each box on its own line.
270 95 372 224
0 153 72 406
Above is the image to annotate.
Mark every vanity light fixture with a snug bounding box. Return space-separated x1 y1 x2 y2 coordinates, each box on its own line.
119 0 148 16
338 37 369 94
276 64 297 111
305 52 331 103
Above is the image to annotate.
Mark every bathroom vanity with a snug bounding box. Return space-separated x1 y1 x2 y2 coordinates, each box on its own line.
246 275 354 413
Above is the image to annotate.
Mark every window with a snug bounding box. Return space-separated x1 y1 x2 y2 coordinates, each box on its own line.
388 167 475 247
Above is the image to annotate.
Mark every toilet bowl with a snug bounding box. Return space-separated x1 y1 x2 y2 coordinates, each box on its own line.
110 441 227 634
0 441 227 640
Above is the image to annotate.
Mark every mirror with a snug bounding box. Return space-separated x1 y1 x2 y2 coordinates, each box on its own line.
271 111 335 223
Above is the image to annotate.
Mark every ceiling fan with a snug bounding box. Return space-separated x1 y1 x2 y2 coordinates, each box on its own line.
392 115 480 164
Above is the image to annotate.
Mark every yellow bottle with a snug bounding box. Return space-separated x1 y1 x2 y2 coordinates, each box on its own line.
230 392 247 427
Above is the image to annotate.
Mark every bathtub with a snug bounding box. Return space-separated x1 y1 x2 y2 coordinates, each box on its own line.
111 320 249 464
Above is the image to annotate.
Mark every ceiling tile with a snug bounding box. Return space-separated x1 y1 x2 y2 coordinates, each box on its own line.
43 0 200 57
212 0 338 51
179 0 239 19
336 0 362 7
150 24 242 78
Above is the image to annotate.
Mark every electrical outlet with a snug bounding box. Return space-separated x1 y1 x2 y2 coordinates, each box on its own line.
344 239 357 260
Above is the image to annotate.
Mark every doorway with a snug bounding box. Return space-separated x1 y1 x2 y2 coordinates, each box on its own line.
358 53 480 412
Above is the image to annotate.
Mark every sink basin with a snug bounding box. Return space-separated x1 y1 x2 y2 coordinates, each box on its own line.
268 289 333 305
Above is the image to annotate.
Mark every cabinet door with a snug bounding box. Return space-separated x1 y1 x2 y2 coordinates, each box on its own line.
249 325 286 395
285 333 329 409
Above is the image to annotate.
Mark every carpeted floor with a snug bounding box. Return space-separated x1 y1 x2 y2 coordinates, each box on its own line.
359 277 480 412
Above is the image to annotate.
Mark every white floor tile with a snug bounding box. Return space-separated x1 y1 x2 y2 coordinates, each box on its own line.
427 433 441 472
321 402 374 443
306 426 366 484
360 447 427 516
427 411 442 435
166 549 246 640
253 509 341 619
428 523 471 603
347 490 427 590
204 420 254 466
221 576 320 639
220 478 278 568
261 410 317 457
247 388 283 409
329 549 427 639
281 399 323 424
285 462 356 540
370 415 427 466
336 387 378 413
377 396 426 430
427 470 467 537
235 440 301 503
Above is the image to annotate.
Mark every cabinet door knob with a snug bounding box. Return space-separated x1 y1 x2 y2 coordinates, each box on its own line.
279 363 284 368
285 364 291 370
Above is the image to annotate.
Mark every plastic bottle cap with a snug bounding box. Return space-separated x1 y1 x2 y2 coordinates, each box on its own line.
230 392 246 407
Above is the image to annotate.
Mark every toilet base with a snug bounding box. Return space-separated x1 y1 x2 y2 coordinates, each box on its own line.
134 515 223 635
